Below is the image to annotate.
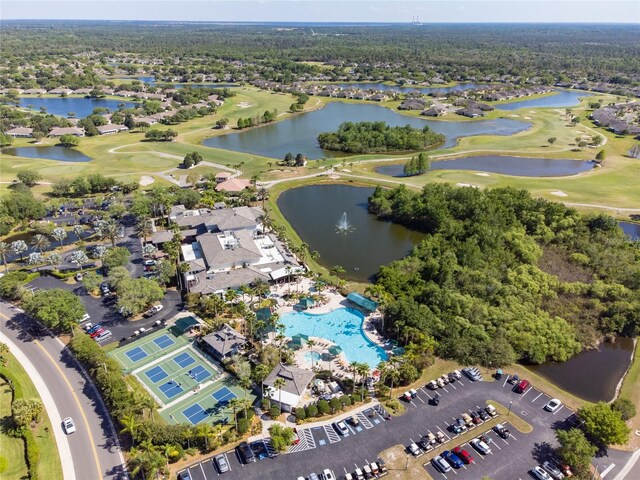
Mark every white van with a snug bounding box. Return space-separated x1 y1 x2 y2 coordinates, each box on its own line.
95 330 112 343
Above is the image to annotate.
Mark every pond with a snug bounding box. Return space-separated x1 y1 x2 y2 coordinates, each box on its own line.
375 156 594 178
277 184 423 282
495 89 593 111
323 82 491 94
2 146 92 162
163 83 239 89
527 337 635 402
203 102 530 159
619 221 640 240
18 97 137 118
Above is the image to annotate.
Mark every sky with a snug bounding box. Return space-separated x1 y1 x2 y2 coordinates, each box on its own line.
1 0 639 23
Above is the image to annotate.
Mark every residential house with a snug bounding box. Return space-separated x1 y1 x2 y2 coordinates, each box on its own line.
215 172 231 183
96 124 129 135
48 87 73 95
198 325 246 361
22 88 46 95
48 127 85 137
215 178 252 193
5 127 33 138
263 363 315 412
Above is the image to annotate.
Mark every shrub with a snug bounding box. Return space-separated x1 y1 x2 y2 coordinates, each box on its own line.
261 399 270 411
611 397 637 421
317 399 330 415
315 370 332 380
269 404 281 419
0 271 30 299
269 424 295 452
340 395 352 407
306 404 318 418
237 418 250 435
294 408 306 422
23 428 40 480
222 429 237 444
385 399 402 414
166 444 184 463
329 397 342 413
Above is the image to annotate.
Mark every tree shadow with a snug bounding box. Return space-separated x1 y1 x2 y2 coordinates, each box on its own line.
531 441 556 463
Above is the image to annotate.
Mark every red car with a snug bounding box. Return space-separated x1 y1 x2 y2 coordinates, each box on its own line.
89 328 105 338
452 446 473 464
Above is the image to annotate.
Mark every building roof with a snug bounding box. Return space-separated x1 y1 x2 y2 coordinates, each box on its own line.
198 230 262 270
172 205 262 231
201 324 246 357
96 124 128 134
215 178 252 192
189 267 270 294
264 363 315 397
6 127 33 135
48 127 85 136
215 171 231 180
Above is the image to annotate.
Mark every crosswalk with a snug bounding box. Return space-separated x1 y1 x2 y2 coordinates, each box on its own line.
357 411 374 429
264 439 278 457
324 424 342 443
288 428 317 453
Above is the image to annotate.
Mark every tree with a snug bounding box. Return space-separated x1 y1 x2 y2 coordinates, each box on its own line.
592 135 604 146
330 265 346 277
51 227 68 247
11 240 28 262
28 251 44 268
12 398 43 427
59 134 80 147
556 428 597 477
595 149 606 164
578 402 630 445
68 250 89 269
47 253 62 270
547 137 557 145
268 424 295 452
611 397 636 421
16 170 43 187
24 288 86 331
82 271 103 295
31 233 50 253
0 242 9 273
253 364 271 396
134 219 153 246
103 246 131 269
96 218 123 247
273 377 286 416
32 131 45 143
116 278 164 315
0 132 13 147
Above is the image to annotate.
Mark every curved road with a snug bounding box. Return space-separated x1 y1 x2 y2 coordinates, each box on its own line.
0 301 127 480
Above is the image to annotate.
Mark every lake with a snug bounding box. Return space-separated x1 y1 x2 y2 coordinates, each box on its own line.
18 97 137 118
528 337 635 402
375 156 594 177
619 221 640 240
277 184 423 282
2 146 92 162
495 89 593 111
203 102 530 159
323 82 490 94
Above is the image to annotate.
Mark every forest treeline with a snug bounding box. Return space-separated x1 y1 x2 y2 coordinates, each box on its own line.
318 122 444 153
1 23 639 83
366 184 640 367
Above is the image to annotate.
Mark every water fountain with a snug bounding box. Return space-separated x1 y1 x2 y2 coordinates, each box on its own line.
336 212 353 233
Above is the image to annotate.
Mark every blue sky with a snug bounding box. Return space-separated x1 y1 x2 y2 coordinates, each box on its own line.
1 1 639 23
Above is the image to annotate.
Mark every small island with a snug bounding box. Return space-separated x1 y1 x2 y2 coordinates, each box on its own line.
317 121 445 154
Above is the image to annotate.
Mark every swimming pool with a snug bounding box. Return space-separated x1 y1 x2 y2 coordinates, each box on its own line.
303 351 322 368
281 308 387 368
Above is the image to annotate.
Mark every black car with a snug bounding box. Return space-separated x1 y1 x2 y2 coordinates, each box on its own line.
431 393 441 406
177 471 192 480
478 409 490 421
236 441 256 463
493 423 510 439
470 411 482 425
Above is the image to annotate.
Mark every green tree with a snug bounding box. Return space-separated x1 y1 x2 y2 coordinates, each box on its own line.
611 397 636 421
578 402 630 445
11 240 28 262
0 132 13 147
103 246 131 270
595 150 606 164
31 233 50 253
16 170 43 187
58 134 80 147
51 227 67 247
555 428 597 477
547 137 557 145
268 424 295 452
24 288 86 331
273 377 286 416
0 242 9 273
82 271 103 295
116 278 164 315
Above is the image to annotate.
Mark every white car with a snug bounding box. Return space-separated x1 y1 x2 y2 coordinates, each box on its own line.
321 469 336 480
80 313 90 322
470 438 491 455
544 398 562 413
408 443 421 456
144 304 164 317
63 417 76 434
333 421 349 435
531 466 552 480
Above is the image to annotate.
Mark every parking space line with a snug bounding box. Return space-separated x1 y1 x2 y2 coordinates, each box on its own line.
521 386 532 398
601 463 616 477
357 411 373 428
199 462 207 478
448 383 457 390
554 405 565 416
416 395 426 404
503 375 510 387
532 392 543 403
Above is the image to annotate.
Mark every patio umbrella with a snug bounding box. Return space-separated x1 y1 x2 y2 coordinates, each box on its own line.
328 345 343 356
290 333 309 348
391 346 405 356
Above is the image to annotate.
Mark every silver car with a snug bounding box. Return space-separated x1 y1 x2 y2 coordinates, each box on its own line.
214 454 229 473
531 466 552 480
542 460 565 480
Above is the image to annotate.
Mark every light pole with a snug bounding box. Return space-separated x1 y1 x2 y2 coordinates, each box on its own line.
508 401 512 416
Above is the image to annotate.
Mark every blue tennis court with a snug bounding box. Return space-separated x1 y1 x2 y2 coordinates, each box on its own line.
125 346 148 363
144 366 168 384
153 335 175 349
212 387 236 405
174 352 196 368
188 365 212 382
182 403 209 425
159 381 184 399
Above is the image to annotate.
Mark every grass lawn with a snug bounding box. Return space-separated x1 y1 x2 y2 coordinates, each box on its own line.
0 378 28 480
0 351 63 480
618 339 640 450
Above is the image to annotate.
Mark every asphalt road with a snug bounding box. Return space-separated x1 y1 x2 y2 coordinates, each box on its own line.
179 374 634 480
1 300 128 480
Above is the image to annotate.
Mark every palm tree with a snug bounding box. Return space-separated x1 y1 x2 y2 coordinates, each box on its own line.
51 227 67 247
253 364 271 397
11 240 27 262
195 422 213 451
135 218 153 246
31 234 50 253
307 338 317 369
224 289 238 304
120 413 140 445
227 397 241 430
47 253 62 271
0 241 9 273
236 397 253 421
99 218 123 247
273 377 287 416
210 423 225 449
258 187 269 209
356 363 370 401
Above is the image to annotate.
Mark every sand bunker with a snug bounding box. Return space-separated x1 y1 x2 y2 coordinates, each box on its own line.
475 173 490 177
551 190 568 197
236 102 253 108
456 182 479 188
139 175 155 186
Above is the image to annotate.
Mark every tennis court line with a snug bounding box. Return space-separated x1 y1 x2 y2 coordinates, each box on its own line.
184 342 223 375
158 373 226 412
131 344 191 375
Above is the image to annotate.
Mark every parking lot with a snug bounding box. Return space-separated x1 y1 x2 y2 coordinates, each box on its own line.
178 372 633 480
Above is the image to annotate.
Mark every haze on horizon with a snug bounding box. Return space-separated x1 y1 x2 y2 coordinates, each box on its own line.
1 0 639 24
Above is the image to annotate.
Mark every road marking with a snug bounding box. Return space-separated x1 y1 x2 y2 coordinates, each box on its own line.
199 462 207 478
532 392 543 403
553 405 565 416
601 463 615 477
416 395 426 404
35 340 103 480
521 386 532 398
503 376 510 387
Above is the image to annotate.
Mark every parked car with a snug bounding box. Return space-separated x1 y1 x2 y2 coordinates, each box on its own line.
63 417 76 434
447 372 458 382
542 460 565 479
436 431 446 443
442 450 464 469
89 328 105 338
436 377 445 388
376 458 387 473
362 464 372 479
214 454 229 473
353 468 364 480
94 330 112 343
144 304 163 317
369 462 380 476
409 388 418 398
418 435 434 451
470 411 482 424
509 374 520 385
462 367 482 381
485 404 498 417
408 443 421 456
348 415 360 427
450 370 462 379
461 413 474 427
431 393 441 406
431 456 452 473
450 419 467 434
470 438 492 455
439 374 450 385
401 391 413 402
452 446 473 464
333 421 349 436
544 398 562 413
144 259 157 267
308 473 320 480
177 471 192 480
493 423 510 439
75 272 83 281
478 409 490 421
236 441 256 463
495 369 503 379
531 466 553 480
427 380 438 390
321 469 336 480
80 313 90 323
86 324 101 334
515 379 530 393
291 429 300 445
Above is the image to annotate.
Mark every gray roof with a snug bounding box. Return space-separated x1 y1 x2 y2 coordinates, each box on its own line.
264 363 315 396
201 325 246 357
189 267 270 294
173 206 262 231
198 230 262 270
